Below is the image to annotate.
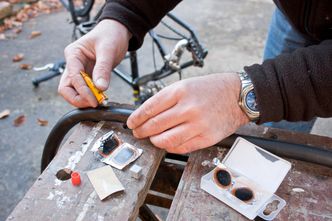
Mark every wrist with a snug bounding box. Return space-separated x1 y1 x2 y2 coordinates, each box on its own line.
218 73 250 127
98 19 132 42
231 73 251 126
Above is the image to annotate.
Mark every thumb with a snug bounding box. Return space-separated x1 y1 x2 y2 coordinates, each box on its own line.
92 50 113 91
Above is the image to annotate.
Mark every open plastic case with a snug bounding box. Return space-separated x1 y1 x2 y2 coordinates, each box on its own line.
201 137 291 220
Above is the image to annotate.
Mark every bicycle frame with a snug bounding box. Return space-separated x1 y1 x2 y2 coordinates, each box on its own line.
34 0 208 104
111 12 208 104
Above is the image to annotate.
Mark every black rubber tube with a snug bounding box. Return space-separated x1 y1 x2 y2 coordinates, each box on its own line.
218 134 332 168
41 105 332 172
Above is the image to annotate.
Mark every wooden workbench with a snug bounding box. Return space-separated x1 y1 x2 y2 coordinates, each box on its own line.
7 121 165 221
167 125 332 221
7 122 332 221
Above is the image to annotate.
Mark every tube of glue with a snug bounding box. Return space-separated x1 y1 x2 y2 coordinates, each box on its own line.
80 71 108 106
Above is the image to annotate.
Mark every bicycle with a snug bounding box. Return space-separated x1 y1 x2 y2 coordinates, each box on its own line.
32 0 208 105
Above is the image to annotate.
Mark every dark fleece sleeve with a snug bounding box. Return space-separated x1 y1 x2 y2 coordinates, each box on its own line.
99 0 182 51
244 40 332 124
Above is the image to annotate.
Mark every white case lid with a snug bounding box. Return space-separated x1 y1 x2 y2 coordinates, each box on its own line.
222 137 291 193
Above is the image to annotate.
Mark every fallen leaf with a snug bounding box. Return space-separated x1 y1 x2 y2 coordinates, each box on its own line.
12 53 24 62
13 115 26 127
37 118 48 126
13 28 22 34
20 63 32 70
29 31 41 39
9 0 20 3
16 11 29 22
0 109 10 119
0 0 63 34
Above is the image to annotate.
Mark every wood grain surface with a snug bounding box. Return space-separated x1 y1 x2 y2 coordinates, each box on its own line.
7 121 165 221
167 125 332 221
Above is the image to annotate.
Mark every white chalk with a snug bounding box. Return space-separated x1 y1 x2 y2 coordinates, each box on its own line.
130 164 142 179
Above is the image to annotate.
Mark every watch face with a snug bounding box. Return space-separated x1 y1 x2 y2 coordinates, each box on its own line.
245 90 259 111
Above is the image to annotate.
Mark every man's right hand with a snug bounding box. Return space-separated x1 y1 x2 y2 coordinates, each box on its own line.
58 19 131 107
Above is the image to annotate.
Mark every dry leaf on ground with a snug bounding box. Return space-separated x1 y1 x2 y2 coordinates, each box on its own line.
13 28 22 34
37 118 48 126
20 64 32 70
0 0 63 34
13 115 26 126
29 31 42 39
0 109 10 119
12 53 24 62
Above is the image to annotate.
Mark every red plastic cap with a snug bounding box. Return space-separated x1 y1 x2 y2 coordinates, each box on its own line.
71 171 81 186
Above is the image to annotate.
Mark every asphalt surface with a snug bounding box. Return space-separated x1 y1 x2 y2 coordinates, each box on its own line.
0 0 278 220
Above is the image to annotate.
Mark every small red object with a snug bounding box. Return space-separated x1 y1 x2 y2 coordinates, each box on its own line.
71 171 81 186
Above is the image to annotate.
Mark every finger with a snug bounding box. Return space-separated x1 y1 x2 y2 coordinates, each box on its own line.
70 73 98 107
58 69 91 107
127 88 178 129
66 56 98 107
64 45 86 77
149 123 199 151
64 48 98 107
85 60 96 76
58 85 91 108
132 104 186 138
59 71 96 108
92 47 114 91
166 135 209 154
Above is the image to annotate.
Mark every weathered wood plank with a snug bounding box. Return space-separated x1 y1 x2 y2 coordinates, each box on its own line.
7 121 165 221
167 125 332 221
149 161 184 196
238 124 332 150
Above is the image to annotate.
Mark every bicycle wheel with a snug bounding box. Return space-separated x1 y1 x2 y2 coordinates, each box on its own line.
60 0 95 17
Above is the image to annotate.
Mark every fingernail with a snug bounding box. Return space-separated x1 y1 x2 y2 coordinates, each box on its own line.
96 78 108 89
126 120 133 129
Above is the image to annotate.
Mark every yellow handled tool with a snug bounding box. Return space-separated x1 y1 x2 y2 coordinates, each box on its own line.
80 71 108 106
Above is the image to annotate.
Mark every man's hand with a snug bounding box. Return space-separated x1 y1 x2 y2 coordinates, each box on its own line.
127 73 249 153
127 73 250 154
58 19 131 107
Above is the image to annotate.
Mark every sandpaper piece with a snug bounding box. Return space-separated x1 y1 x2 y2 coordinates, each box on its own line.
87 166 124 200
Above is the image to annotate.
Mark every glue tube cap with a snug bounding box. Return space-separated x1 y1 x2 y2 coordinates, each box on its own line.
71 171 81 186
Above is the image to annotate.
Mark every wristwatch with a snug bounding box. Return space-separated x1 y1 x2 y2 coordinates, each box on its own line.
238 71 260 122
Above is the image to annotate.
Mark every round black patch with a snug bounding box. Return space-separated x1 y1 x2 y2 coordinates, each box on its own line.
233 187 254 202
215 169 232 187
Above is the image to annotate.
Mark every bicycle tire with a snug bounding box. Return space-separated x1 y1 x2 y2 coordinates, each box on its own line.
60 0 95 17
40 105 332 172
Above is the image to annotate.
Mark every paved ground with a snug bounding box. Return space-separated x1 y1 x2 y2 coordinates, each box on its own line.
0 0 331 220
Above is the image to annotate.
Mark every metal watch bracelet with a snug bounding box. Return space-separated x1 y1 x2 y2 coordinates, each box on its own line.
238 71 260 122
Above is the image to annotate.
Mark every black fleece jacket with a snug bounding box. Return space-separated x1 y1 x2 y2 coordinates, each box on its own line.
100 0 332 124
